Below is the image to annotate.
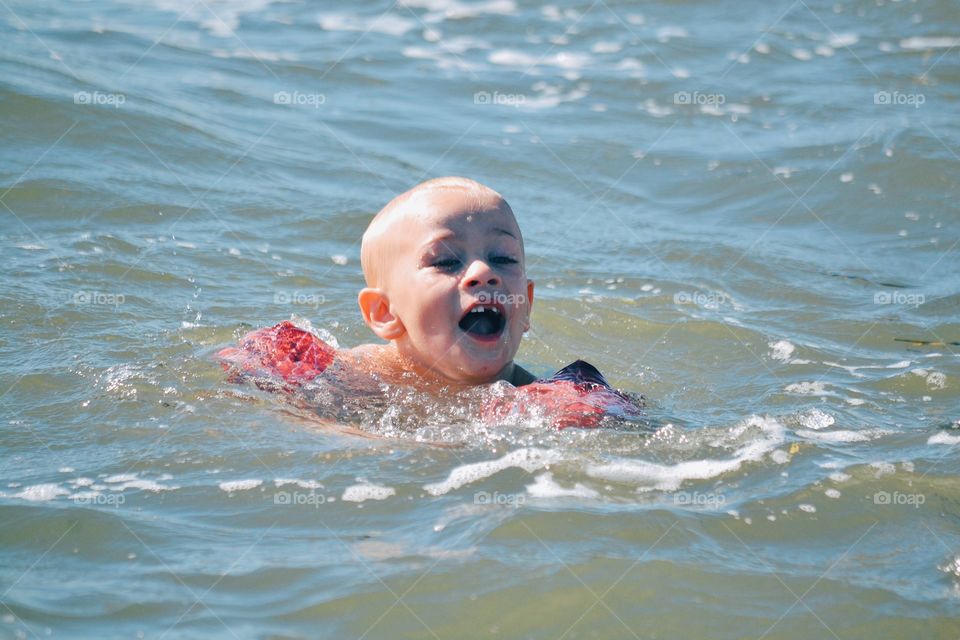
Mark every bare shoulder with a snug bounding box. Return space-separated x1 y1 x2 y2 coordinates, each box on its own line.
340 343 387 368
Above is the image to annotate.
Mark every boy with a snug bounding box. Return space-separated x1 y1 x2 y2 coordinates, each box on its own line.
218 177 535 388
218 177 642 428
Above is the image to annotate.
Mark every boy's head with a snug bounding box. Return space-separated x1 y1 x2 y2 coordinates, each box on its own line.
359 177 534 384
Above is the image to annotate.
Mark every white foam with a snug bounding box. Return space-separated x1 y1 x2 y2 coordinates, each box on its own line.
488 49 538 66
656 26 688 41
798 408 835 430
642 99 672 118
424 448 564 496
402 0 516 19
319 13 416 37
829 472 851 483
928 432 960 445
14 483 69 502
829 33 859 48
769 340 795 362
587 416 784 491
58 467 75 473
825 488 841 499
219 479 263 492
212 49 297 62
770 450 791 464
774 166 795 179
523 86 588 109
109 479 177 492
526 472 599 499
615 57 644 77
342 483 396 502
791 48 812 61
784 381 827 395
488 50 591 70
796 429 886 443
798 503 816 513
901 37 960 50
591 41 622 54
104 473 138 484
870 461 895 476
919 370 946 389
274 478 323 489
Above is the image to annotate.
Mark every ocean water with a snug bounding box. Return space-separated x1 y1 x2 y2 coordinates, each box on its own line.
2 0 959 637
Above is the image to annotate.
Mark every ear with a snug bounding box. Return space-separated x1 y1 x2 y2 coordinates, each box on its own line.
358 288 405 341
523 279 535 332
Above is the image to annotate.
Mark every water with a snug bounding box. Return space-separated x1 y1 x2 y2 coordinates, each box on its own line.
2 0 959 637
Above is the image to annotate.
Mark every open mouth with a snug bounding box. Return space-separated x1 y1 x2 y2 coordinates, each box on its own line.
458 304 505 339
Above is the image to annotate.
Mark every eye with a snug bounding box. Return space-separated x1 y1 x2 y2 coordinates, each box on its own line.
490 255 519 266
431 257 461 270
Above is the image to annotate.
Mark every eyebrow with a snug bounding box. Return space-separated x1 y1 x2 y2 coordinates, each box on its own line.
420 227 518 251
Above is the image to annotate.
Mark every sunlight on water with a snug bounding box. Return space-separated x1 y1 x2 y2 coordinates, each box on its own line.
1 0 959 637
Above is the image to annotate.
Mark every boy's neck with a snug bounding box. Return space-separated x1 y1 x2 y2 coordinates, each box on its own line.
354 343 532 387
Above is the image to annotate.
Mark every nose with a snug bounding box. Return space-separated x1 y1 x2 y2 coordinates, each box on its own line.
461 259 500 288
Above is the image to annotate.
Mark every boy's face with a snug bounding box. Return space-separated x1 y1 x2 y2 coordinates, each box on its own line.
375 189 534 384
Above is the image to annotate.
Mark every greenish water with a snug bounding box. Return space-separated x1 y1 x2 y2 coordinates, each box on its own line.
1 0 959 638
